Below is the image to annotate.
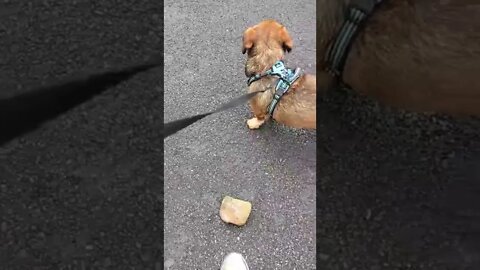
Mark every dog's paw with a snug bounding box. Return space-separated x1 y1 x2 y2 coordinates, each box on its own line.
247 117 265 129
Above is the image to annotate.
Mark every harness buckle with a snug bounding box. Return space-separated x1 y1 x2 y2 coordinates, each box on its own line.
271 61 288 78
247 61 303 116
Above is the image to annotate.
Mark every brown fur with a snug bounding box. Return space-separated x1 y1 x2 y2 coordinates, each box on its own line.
242 19 317 130
317 0 480 116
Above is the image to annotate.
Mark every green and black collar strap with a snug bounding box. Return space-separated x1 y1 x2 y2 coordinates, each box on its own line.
325 0 384 77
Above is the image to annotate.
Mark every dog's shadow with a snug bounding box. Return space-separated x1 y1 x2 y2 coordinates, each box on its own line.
317 88 480 269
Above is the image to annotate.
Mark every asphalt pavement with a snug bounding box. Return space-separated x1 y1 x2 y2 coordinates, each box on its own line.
1 1 163 269
316 88 480 270
164 0 316 269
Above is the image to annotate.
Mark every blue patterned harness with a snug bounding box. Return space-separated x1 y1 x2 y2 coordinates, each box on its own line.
247 60 302 116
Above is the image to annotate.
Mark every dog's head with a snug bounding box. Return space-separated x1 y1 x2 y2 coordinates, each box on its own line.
241 19 293 55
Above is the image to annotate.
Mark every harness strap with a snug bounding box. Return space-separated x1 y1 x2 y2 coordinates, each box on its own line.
325 0 384 77
247 61 289 86
247 60 302 116
267 67 302 115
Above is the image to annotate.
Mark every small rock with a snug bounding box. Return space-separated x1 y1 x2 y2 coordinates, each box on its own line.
219 196 252 226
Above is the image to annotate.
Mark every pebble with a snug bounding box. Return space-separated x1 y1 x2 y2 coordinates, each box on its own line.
219 196 252 226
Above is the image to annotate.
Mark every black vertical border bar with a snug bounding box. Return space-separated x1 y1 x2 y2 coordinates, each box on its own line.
158 0 166 266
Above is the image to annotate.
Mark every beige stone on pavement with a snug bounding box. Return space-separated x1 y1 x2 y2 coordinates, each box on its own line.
219 196 252 226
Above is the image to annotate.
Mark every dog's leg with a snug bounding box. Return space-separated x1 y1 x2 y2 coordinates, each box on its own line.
247 109 268 129
246 91 269 129
247 116 266 129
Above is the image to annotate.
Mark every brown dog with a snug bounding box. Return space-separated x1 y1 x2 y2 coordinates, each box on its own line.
242 19 317 130
317 0 480 116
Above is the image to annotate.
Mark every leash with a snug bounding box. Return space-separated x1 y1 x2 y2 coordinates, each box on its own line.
0 53 269 143
163 85 273 138
166 59 305 138
325 0 384 77
165 61 303 138
165 60 303 139
0 56 162 146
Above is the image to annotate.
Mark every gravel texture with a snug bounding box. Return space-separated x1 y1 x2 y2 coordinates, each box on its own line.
318 87 480 270
1 1 163 269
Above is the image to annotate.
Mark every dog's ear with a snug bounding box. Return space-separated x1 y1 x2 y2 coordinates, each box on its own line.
278 26 293 53
242 27 256 54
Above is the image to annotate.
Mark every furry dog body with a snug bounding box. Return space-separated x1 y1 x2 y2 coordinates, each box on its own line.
317 0 480 116
242 20 317 130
